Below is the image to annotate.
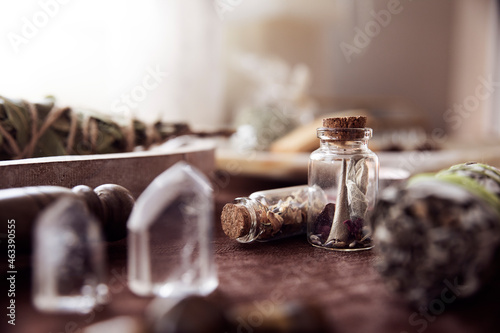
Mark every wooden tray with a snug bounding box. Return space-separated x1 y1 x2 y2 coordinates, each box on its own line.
0 141 215 198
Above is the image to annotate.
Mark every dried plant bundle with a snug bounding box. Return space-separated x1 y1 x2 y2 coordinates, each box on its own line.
372 162 500 307
0 95 196 160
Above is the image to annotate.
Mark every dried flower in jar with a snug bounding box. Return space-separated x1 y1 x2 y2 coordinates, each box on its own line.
307 116 378 251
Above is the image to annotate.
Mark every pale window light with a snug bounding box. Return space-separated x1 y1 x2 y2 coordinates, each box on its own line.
0 0 223 127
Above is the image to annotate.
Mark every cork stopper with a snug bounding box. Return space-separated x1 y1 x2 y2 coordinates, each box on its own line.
322 116 367 140
221 203 251 239
323 116 366 129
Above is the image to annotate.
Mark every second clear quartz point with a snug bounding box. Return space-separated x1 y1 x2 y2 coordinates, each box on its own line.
128 161 218 298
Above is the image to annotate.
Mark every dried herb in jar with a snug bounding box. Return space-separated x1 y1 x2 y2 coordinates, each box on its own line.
221 185 309 243
307 116 378 251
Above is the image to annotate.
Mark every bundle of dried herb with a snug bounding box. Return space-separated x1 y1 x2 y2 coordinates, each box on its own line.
0 95 203 160
372 163 500 307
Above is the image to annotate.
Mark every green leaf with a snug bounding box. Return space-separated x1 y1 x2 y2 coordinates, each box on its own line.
436 173 500 217
33 97 55 119
95 131 116 153
101 121 123 140
0 119 13 132
33 128 67 158
2 97 30 150
0 99 6 119
50 112 71 133
95 120 126 152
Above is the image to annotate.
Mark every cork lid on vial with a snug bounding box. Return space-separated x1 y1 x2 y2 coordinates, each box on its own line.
322 116 367 140
323 116 367 129
221 203 251 239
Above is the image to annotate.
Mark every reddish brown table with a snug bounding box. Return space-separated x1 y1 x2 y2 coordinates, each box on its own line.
2 175 499 333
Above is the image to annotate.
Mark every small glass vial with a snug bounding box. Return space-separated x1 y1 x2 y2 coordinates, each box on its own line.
221 185 310 243
308 116 379 251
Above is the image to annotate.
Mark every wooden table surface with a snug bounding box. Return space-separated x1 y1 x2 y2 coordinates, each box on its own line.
2 175 500 333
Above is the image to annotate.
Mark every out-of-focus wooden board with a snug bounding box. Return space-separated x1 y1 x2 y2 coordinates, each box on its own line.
0 141 215 198
216 145 500 181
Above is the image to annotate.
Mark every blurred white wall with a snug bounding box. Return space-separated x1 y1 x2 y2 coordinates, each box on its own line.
223 0 500 143
330 0 455 129
0 0 497 139
223 0 456 129
0 0 224 127
448 0 498 141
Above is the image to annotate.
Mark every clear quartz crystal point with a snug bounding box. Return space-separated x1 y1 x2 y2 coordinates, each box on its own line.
128 161 218 298
33 198 109 313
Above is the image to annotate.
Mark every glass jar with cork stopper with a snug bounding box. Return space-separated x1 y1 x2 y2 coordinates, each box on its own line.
221 186 313 243
308 116 379 251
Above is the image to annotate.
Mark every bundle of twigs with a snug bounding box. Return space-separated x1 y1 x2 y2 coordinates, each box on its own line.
0 95 198 160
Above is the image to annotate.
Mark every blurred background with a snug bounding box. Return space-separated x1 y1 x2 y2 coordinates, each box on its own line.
1 0 499 180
